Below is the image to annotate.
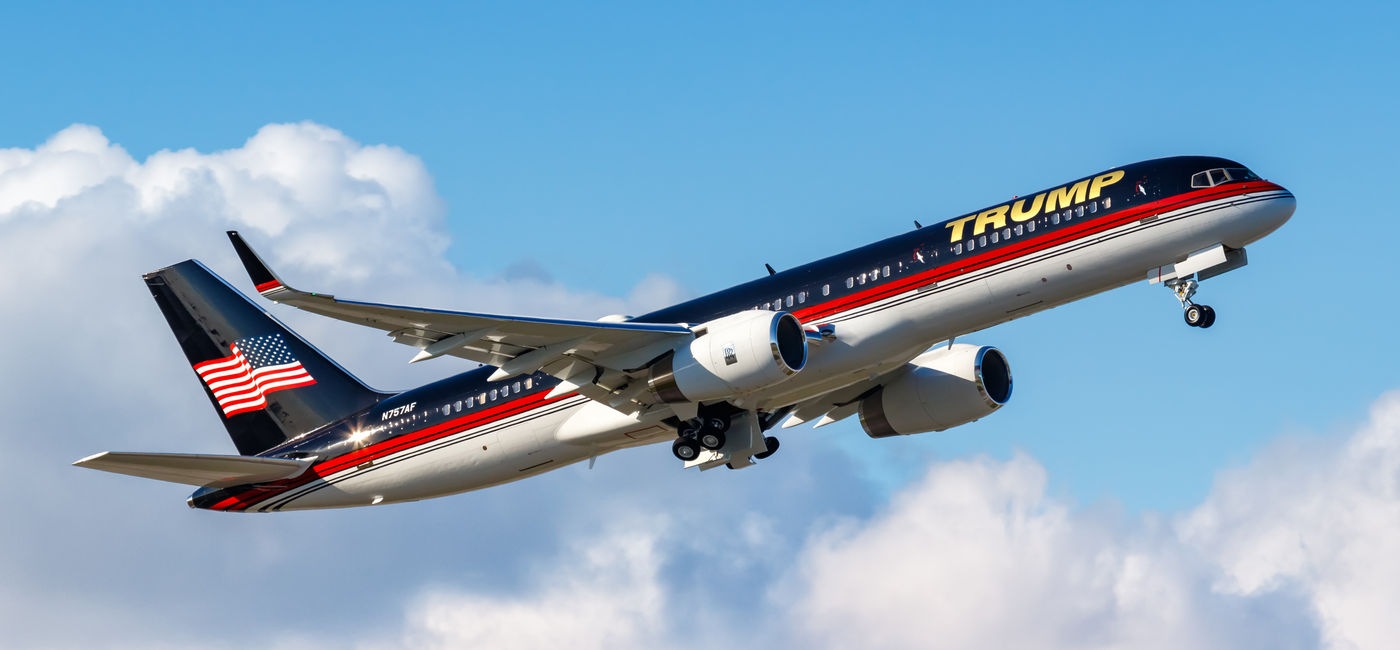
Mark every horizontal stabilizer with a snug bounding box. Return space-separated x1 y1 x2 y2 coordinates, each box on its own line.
73 451 312 487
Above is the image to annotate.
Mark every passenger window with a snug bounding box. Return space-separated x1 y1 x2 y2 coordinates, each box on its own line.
1209 169 1228 185
858 273 867 285
966 239 975 251
845 277 854 289
978 235 987 247
990 231 999 244
454 400 462 412
478 393 486 403
468 397 475 408
513 381 522 393
883 265 891 276
1027 221 1036 232
1103 197 1111 209
954 242 963 254
525 377 533 389
822 284 830 296
772 299 782 310
1014 225 1023 236
1191 171 1211 188
1052 213 1061 225
797 291 806 304
490 389 498 400
783 295 791 307
1076 205 1085 217
1088 201 1097 213
871 268 880 280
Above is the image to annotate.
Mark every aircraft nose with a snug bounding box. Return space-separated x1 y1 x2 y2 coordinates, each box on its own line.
1263 188 1296 232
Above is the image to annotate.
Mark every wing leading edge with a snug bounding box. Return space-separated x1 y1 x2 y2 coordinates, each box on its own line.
226 231 693 414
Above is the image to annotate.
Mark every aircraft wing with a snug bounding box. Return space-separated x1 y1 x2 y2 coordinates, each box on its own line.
73 451 313 487
228 232 693 413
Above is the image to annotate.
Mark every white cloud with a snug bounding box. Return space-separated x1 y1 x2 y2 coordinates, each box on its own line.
374 393 1400 650
368 518 669 650
1181 393 1400 650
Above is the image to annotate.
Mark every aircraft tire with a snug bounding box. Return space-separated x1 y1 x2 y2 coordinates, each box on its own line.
1199 305 1216 328
753 436 780 460
699 430 726 450
672 438 701 462
1184 304 1205 327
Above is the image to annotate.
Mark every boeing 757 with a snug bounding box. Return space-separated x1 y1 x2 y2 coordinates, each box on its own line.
75 156 1294 512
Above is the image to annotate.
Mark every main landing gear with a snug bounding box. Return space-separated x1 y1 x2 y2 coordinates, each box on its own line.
671 416 731 461
1168 277 1216 329
670 414 781 464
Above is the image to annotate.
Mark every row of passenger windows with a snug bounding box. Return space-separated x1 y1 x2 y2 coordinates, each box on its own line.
952 197 1111 255
439 376 538 417
747 196 1115 311
752 256 936 312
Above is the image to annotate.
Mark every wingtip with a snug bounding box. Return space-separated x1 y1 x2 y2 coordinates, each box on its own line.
226 231 285 293
73 451 111 467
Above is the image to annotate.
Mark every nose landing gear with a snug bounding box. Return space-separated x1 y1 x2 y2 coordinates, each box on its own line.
1169 277 1216 328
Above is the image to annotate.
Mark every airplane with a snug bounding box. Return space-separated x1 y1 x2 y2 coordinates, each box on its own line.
74 155 1295 512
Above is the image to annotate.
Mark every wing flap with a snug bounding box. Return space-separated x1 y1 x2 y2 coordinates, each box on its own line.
73 452 312 487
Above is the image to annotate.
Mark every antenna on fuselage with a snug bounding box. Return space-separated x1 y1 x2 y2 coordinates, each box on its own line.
914 220 923 229
765 263 777 276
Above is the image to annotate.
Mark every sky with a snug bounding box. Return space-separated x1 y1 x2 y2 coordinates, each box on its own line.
2 2 1398 648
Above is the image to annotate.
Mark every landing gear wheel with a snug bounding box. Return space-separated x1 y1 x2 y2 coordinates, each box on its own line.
672 437 701 462
1184 304 1205 327
753 436 780 460
1199 305 1216 329
705 417 730 434
699 430 726 450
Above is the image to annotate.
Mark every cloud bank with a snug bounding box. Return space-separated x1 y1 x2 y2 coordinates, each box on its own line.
374 393 1400 650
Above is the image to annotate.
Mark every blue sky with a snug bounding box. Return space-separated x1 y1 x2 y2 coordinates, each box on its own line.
3 2 1398 648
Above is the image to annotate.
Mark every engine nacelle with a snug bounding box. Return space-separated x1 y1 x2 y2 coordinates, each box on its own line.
648 310 807 404
859 344 1012 438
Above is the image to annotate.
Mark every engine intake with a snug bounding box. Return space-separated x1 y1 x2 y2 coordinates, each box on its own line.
859 344 1012 438
648 310 807 404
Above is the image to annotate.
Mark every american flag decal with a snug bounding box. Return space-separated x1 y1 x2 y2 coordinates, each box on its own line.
194 334 317 417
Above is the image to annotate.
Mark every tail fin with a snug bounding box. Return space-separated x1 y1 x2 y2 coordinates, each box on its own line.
144 260 388 455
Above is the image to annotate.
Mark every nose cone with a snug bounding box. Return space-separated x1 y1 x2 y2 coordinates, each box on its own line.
1259 187 1296 235
1238 184 1294 245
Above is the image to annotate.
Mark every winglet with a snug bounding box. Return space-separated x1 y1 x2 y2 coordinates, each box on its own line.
227 231 289 295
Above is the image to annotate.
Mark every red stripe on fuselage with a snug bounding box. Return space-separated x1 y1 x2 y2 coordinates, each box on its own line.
794 181 1281 322
210 390 578 511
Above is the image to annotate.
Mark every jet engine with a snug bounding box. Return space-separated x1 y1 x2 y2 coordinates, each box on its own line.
648 310 807 404
859 344 1012 438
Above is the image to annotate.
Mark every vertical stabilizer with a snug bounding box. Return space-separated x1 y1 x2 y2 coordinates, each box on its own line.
144 260 388 455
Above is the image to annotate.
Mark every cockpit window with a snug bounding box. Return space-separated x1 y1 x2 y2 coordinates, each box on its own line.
1193 166 1258 188
1224 167 1259 182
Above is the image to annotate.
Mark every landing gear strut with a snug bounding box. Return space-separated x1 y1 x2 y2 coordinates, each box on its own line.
1168 277 1216 329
